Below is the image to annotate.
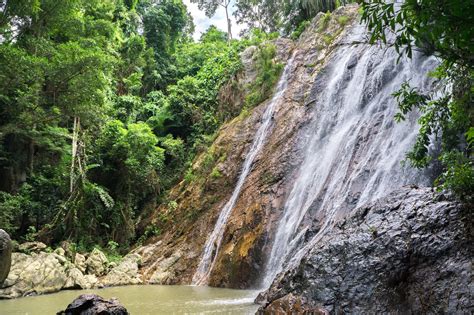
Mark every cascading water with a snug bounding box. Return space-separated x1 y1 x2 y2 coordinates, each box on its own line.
192 52 297 286
262 26 437 287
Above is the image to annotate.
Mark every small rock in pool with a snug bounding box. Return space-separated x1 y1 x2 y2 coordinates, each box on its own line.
56 294 129 315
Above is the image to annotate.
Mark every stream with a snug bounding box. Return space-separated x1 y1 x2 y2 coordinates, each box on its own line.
0 285 259 314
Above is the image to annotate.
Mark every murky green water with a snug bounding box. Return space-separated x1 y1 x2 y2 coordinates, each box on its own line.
0 285 260 315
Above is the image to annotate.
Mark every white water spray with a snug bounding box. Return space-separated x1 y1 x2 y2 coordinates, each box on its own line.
262 29 437 287
192 52 297 285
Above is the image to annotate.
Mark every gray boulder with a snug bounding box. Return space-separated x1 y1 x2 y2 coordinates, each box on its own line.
18 241 47 253
0 229 12 285
100 253 142 287
57 294 129 315
0 252 68 298
259 187 472 314
85 248 108 276
74 253 87 273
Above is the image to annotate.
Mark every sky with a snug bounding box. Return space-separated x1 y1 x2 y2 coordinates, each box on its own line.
182 0 245 41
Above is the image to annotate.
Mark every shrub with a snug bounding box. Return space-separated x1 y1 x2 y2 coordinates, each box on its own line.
210 167 222 179
245 43 284 108
291 20 311 40
318 11 332 32
337 15 350 26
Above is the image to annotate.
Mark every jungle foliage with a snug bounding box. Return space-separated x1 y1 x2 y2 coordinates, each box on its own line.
0 0 273 248
1 0 471 254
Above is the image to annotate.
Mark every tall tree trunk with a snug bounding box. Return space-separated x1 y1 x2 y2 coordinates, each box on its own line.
70 116 80 193
224 1 232 41
27 138 34 174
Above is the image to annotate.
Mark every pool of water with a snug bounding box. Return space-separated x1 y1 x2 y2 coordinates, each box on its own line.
0 285 260 314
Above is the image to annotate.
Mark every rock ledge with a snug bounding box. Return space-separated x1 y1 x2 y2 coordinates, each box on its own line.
259 187 472 314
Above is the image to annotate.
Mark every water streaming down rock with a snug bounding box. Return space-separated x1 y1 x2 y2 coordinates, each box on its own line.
192 53 297 286
262 26 437 287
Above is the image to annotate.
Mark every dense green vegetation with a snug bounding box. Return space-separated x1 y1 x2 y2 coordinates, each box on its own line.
1 0 471 254
245 41 283 108
0 0 276 249
360 0 473 200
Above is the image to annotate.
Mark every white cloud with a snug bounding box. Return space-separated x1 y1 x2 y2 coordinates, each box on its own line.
182 0 245 41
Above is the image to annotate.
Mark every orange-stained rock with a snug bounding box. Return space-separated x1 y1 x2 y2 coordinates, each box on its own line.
132 4 360 288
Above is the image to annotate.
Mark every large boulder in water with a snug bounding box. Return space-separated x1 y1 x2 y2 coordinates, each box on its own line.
258 187 472 314
0 229 12 285
57 294 129 315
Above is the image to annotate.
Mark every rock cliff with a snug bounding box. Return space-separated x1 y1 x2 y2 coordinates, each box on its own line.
258 187 473 314
134 4 362 289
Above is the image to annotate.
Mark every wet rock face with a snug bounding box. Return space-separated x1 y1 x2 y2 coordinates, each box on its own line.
135 5 360 289
261 293 328 315
0 229 12 285
57 294 129 315
259 188 473 314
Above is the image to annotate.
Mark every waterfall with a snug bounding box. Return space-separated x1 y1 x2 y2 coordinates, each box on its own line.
262 28 437 287
192 52 297 286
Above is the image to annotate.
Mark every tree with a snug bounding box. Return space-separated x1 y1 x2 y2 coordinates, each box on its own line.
233 0 353 35
360 0 473 67
0 0 122 241
139 0 189 90
0 0 116 194
191 0 233 40
234 0 280 34
0 0 255 247
282 0 354 33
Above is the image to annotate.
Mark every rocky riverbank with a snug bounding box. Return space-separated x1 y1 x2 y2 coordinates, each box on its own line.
0 245 142 299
